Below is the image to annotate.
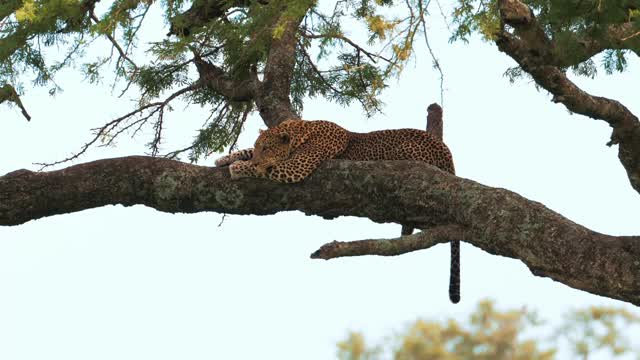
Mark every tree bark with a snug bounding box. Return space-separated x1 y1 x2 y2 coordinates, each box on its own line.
2 157 639 305
254 15 305 127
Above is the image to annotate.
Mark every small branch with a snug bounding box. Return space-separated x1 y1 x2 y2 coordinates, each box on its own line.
89 10 138 71
299 47 351 99
301 32 392 64
311 224 467 259
621 29 640 41
34 82 201 169
228 107 250 152
162 144 196 160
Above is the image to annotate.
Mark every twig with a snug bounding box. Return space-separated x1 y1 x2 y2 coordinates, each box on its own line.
300 47 346 97
35 82 201 170
89 10 138 70
162 144 196 160
621 30 640 41
227 107 250 153
434 0 451 31
302 32 392 64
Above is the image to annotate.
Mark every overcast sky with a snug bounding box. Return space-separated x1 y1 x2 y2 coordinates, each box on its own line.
1 3 640 359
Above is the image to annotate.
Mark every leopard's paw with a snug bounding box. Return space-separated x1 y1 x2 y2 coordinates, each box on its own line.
215 149 254 167
215 154 235 167
229 160 257 179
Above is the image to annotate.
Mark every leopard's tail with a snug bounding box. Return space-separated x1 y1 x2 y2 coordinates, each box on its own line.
403 225 461 304
449 240 461 303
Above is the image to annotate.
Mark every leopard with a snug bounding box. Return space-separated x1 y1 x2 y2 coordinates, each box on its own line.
215 118 459 303
216 119 454 181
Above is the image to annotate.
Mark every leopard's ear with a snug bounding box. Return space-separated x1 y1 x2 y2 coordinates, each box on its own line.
259 129 265 134
279 132 290 144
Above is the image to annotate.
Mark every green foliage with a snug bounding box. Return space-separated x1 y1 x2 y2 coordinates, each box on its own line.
451 0 640 80
451 0 500 42
602 49 629 74
185 100 252 162
4 0 637 162
292 39 386 117
337 300 640 360
337 332 381 360
0 0 453 161
555 306 640 359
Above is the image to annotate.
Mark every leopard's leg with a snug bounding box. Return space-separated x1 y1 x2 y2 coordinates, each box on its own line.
266 141 345 183
228 160 263 179
215 148 254 167
228 147 329 182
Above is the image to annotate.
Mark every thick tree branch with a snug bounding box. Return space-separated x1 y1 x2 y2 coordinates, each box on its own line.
552 23 640 67
168 0 267 36
495 0 640 195
2 157 640 305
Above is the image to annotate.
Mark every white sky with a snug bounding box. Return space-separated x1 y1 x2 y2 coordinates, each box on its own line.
1 2 640 359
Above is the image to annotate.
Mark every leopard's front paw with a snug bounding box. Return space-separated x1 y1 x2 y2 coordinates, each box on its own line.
229 160 258 179
215 154 234 167
215 148 254 167
215 155 233 167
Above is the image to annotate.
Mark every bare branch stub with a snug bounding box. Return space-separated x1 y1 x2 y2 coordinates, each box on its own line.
494 0 640 194
311 224 468 259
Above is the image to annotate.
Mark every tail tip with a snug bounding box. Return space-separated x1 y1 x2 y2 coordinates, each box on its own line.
450 293 460 304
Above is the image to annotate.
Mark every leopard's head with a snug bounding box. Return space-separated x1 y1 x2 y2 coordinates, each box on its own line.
250 128 295 176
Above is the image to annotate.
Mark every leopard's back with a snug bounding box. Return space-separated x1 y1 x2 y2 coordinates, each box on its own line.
337 129 455 174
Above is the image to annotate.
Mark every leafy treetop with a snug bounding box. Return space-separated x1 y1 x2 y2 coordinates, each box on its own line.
0 0 638 163
337 300 640 360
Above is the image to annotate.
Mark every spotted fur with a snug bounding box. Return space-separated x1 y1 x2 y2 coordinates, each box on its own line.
220 119 454 182
227 119 350 183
